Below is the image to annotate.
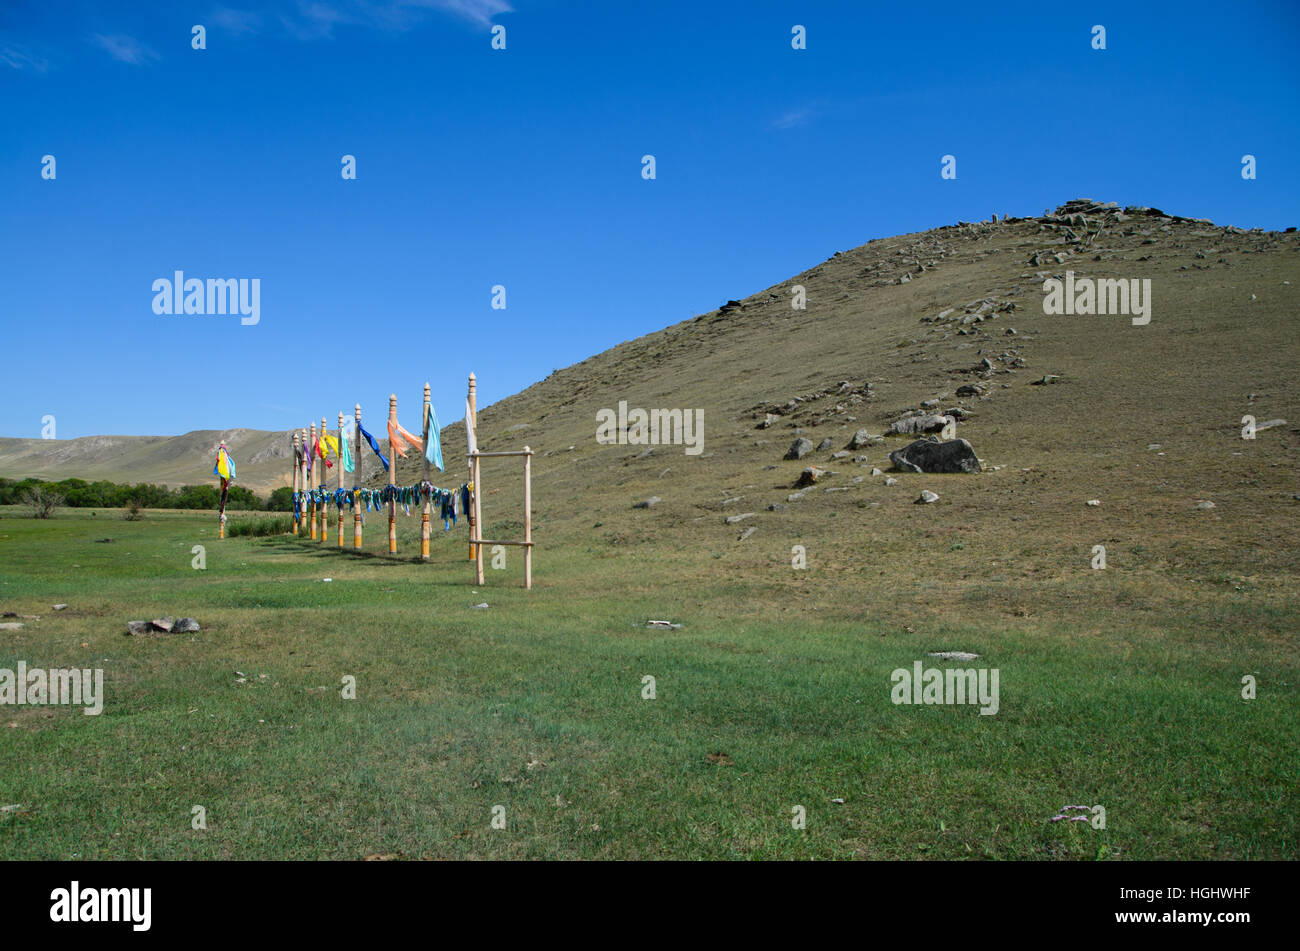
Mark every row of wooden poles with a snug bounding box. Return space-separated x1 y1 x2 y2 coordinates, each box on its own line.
284 373 534 588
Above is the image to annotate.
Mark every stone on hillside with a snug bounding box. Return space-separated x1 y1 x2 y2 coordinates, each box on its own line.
786 491 806 502
737 527 756 541
887 414 952 436
1196 500 1216 510
928 650 980 661
795 467 825 488
871 468 883 476
174 618 201 633
889 438 981 474
915 490 940 504
831 450 851 460
816 437 834 451
956 383 986 397
768 503 787 512
151 617 175 633
53 604 68 611
724 512 754 524
1031 374 1061 385
785 437 814 460
0 622 23 632
1085 499 1101 506
633 497 661 509
126 621 154 636
885 477 899 486
757 414 780 429
1256 418 1287 431
848 429 883 449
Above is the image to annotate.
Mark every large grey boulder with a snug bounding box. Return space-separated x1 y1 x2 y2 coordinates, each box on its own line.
848 428 883 449
785 437 815 460
887 414 952 436
889 437 981 474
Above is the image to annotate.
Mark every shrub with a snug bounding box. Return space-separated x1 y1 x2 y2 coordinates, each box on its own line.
21 485 64 519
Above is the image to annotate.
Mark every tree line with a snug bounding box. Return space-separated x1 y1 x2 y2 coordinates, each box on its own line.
0 477 292 511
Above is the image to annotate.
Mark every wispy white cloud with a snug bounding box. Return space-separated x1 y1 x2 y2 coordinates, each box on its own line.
210 6 264 35
91 33 159 64
399 0 513 28
0 43 50 72
770 107 812 130
214 0 512 40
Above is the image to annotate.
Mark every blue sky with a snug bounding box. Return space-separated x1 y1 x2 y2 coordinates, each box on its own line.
2 0 1297 439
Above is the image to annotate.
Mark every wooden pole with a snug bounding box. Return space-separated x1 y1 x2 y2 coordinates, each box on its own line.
473 451 484 585
337 411 345 547
320 416 329 543
523 445 532 589
291 431 300 534
467 372 478 562
353 403 363 549
388 394 398 555
300 427 309 541
421 382 431 562
308 422 317 540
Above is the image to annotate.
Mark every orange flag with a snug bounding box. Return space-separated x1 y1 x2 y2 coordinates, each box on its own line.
388 405 423 459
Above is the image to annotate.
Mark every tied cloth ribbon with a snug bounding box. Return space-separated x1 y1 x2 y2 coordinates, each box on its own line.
358 422 389 471
388 405 423 460
315 433 337 469
425 402 444 472
296 483 467 529
213 445 236 482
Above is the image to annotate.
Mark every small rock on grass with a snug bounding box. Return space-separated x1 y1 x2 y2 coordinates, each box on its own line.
647 620 682 629
916 490 940 504
795 467 825 487
53 604 68 611
928 650 980 661
633 497 661 509
1085 499 1101 506
0 622 23 632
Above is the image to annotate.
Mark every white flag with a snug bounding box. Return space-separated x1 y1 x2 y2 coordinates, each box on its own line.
465 398 477 457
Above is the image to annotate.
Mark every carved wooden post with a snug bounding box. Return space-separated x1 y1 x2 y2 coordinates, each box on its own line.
353 403 363 549
300 427 309 539
467 372 478 563
337 411 345 547
319 416 329 543
291 431 300 534
388 394 398 555
308 421 317 540
421 382 432 562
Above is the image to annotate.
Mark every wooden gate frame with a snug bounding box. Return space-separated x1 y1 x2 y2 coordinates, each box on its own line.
468 446 533 589
464 373 533 589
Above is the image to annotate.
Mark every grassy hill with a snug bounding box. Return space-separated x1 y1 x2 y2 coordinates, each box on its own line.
2 199 1296 859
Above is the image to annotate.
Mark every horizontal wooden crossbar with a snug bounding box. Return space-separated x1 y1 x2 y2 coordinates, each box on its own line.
469 450 534 458
470 538 535 547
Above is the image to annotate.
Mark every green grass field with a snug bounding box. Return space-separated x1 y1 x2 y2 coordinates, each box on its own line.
0 505 1294 860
